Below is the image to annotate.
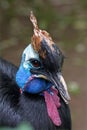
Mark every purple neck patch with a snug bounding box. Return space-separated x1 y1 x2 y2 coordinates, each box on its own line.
44 88 61 126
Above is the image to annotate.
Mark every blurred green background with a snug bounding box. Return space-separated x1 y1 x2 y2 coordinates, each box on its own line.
0 0 87 130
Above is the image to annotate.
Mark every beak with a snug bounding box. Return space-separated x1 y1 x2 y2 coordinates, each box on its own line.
49 72 71 104
30 69 70 104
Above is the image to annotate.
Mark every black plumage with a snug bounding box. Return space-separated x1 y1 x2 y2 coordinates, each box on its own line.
0 58 71 130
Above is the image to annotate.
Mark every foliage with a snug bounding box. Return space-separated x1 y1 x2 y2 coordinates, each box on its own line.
0 0 87 51
68 81 80 95
0 123 34 130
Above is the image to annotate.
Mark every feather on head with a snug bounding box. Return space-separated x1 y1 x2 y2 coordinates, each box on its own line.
30 11 64 72
30 11 55 58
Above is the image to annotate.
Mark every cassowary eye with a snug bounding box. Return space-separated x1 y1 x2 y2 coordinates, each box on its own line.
30 59 41 68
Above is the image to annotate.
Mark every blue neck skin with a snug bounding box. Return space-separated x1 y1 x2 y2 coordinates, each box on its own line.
16 64 52 94
16 44 53 94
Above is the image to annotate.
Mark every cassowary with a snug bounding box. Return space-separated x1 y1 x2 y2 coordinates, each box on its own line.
0 12 71 130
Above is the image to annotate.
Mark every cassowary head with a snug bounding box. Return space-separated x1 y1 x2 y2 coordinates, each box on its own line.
16 11 70 104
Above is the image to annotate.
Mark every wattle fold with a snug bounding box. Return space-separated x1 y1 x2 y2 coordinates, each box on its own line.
44 88 61 126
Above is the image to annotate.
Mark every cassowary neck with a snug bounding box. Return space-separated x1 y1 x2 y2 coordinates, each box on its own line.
0 58 71 130
19 92 71 130
19 92 58 130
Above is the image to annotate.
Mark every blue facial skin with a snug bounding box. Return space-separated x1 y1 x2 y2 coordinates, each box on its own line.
16 44 52 94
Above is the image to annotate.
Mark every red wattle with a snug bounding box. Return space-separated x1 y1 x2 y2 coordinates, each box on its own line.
44 89 61 126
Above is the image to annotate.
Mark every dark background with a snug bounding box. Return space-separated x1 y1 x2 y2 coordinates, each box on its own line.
0 0 87 130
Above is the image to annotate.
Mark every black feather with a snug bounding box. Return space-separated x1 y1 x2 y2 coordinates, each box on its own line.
0 58 71 130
